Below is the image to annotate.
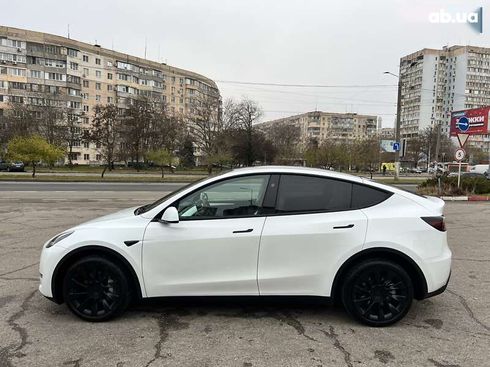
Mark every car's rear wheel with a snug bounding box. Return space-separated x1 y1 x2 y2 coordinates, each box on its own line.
62 256 130 322
341 259 413 326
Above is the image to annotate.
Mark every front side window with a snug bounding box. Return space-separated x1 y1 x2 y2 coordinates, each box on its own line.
177 175 270 219
276 175 352 213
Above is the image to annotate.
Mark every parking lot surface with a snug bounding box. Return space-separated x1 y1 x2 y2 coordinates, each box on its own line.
0 188 489 367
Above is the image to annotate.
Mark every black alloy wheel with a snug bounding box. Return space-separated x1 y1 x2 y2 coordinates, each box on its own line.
342 259 413 326
63 256 130 322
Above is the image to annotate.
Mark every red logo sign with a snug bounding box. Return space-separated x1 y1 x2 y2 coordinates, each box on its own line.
450 106 490 136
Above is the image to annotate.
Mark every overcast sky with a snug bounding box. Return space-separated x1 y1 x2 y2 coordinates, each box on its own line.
1 0 488 126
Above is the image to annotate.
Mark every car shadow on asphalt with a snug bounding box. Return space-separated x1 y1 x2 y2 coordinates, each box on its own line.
128 295 350 322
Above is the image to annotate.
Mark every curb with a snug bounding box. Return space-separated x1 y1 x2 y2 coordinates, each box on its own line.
441 196 490 201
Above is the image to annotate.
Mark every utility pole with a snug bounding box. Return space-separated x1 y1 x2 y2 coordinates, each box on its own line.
384 71 402 181
434 121 441 164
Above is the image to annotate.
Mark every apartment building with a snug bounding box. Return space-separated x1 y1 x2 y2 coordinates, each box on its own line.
379 127 395 140
0 26 220 164
399 45 490 152
260 111 379 147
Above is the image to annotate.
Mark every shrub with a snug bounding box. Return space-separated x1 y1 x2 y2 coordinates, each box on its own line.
418 176 490 196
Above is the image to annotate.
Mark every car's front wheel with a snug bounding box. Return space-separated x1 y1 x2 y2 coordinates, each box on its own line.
341 259 413 326
62 256 130 322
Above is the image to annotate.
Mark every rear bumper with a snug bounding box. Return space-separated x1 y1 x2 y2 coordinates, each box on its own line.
424 271 450 299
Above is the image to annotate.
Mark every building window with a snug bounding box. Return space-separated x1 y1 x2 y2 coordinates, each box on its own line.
95 58 101 65
107 97 113 103
95 83 101 90
83 68 89 76
96 154 101 161
83 142 89 148
67 48 78 57
67 75 81 84
96 70 101 78
68 101 81 109
96 95 101 102
107 85 113 91
44 59 65 68
30 70 43 79
45 72 66 81
83 105 89 112
83 80 89 88
84 154 90 160
9 68 26 77
107 73 113 80
83 55 89 62
69 62 78 70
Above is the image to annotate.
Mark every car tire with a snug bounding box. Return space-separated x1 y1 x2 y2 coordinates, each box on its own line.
341 259 413 327
62 256 131 322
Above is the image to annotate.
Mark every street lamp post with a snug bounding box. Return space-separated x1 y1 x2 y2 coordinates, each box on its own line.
384 71 402 181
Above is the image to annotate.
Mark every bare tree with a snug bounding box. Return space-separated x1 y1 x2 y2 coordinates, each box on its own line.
1 102 38 144
87 104 123 177
260 121 300 162
120 97 154 169
187 94 223 173
234 98 263 166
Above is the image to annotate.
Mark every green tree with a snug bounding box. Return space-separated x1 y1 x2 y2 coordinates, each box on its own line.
7 135 64 178
146 149 177 178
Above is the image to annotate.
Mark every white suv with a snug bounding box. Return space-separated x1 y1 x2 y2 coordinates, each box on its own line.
39 166 451 326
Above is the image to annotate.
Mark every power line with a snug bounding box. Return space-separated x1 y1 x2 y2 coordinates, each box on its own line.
216 80 398 89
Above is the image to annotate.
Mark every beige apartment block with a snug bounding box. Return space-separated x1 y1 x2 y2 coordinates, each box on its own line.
0 26 220 165
399 45 490 153
259 111 379 148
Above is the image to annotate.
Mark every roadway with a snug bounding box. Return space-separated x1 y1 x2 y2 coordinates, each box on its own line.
0 181 418 193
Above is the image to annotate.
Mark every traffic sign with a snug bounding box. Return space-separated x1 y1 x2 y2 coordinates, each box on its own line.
456 116 470 132
456 133 469 148
393 142 400 151
455 148 466 161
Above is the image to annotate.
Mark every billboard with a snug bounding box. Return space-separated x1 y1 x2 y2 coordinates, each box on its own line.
450 106 490 136
380 140 397 152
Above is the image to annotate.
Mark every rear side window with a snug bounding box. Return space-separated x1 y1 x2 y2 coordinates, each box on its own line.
351 183 392 209
276 175 352 213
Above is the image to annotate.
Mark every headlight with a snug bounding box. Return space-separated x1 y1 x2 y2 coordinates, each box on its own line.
46 231 74 248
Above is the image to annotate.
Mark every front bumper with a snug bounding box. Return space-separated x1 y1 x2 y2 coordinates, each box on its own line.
39 243 68 299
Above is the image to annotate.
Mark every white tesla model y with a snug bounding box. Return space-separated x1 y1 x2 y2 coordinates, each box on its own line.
39 166 451 326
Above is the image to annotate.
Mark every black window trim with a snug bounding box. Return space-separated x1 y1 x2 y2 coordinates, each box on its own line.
155 173 274 221
154 172 393 221
267 173 394 217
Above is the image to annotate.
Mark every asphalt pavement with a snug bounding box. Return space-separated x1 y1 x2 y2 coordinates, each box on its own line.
0 181 187 192
0 191 488 366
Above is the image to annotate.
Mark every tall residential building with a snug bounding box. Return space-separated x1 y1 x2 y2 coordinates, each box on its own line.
0 26 219 164
260 111 379 147
399 45 490 152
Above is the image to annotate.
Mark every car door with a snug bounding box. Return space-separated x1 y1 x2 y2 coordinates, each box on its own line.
258 174 368 297
142 174 271 297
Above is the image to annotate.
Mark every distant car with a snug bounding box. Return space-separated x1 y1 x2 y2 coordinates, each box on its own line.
0 160 9 171
409 167 422 174
39 166 451 326
468 164 489 175
8 162 25 172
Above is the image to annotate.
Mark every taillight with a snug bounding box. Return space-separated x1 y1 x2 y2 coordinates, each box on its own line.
421 216 446 232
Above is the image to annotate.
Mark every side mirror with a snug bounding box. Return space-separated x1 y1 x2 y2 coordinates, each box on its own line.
161 207 179 224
